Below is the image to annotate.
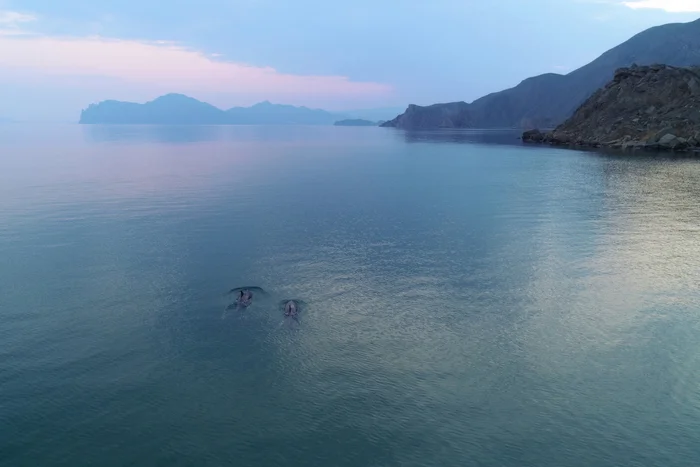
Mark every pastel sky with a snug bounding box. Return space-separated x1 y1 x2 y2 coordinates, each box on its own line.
1 0 699 121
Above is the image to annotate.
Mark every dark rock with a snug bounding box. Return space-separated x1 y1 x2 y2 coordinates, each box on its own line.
652 127 675 143
622 140 646 150
539 65 700 152
522 129 546 143
658 133 678 146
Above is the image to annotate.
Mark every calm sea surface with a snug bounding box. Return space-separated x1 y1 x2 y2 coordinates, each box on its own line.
1 125 700 467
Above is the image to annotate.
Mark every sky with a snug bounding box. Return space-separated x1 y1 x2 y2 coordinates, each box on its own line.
0 0 699 121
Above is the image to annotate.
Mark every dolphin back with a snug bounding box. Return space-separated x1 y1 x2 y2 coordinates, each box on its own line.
227 286 267 295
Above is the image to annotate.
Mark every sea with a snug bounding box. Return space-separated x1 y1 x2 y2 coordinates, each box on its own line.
1 124 700 467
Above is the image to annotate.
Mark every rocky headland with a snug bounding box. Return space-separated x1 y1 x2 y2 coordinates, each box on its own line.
383 18 700 131
380 102 473 130
522 64 700 151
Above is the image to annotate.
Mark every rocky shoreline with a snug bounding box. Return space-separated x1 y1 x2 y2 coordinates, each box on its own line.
522 128 700 152
522 64 700 152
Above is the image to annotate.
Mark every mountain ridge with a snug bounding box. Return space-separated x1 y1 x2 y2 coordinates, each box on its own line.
382 18 700 130
79 95 402 125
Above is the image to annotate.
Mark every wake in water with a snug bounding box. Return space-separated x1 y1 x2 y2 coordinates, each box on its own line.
279 299 306 328
227 286 267 297
222 286 267 319
220 287 308 327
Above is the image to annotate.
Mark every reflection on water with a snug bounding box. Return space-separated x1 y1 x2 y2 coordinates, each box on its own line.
1 125 700 467
81 124 393 145
82 124 529 149
82 124 226 144
397 128 525 146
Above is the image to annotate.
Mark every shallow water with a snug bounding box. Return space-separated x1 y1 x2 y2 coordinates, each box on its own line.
1 125 700 466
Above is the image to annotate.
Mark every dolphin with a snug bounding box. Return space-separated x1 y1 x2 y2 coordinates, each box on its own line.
284 300 297 317
223 286 267 318
227 286 266 297
279 299 305 324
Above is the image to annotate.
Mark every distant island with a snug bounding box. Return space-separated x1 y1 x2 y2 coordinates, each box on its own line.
523 64 700 152
81 95 341 125
381 18 700 130
79 95 404 126
334 119 378 126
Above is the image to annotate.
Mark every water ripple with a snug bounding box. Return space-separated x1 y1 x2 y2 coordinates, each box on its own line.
2 127 700 466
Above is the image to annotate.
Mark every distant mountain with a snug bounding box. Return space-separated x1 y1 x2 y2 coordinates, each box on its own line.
383 18 700 130
334 119 378 126
226 101 338 125
80 95 385 125
80 94 227 124
341 107 406 122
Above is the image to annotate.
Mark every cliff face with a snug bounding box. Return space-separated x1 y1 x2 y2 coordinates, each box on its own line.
523 64 700 150
381 102 473 129
383 18 700 130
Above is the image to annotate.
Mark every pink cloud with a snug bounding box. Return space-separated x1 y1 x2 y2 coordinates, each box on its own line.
0 34 392 97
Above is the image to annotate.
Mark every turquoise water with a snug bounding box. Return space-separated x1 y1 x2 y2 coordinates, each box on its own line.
2 125 700 466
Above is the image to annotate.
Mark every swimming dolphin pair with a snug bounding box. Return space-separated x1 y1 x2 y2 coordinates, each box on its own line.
225 287 305 323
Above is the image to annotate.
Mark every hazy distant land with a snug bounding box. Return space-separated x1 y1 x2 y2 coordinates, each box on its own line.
80 94 403 125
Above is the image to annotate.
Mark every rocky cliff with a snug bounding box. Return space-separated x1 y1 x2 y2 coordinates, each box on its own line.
523 64 700 151
381 102 473 130
383 18 700 130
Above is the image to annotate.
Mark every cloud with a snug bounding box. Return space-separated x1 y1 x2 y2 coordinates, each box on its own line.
0 11 35 24
0 10 36 35
621 0 700 12
0 34 392 99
